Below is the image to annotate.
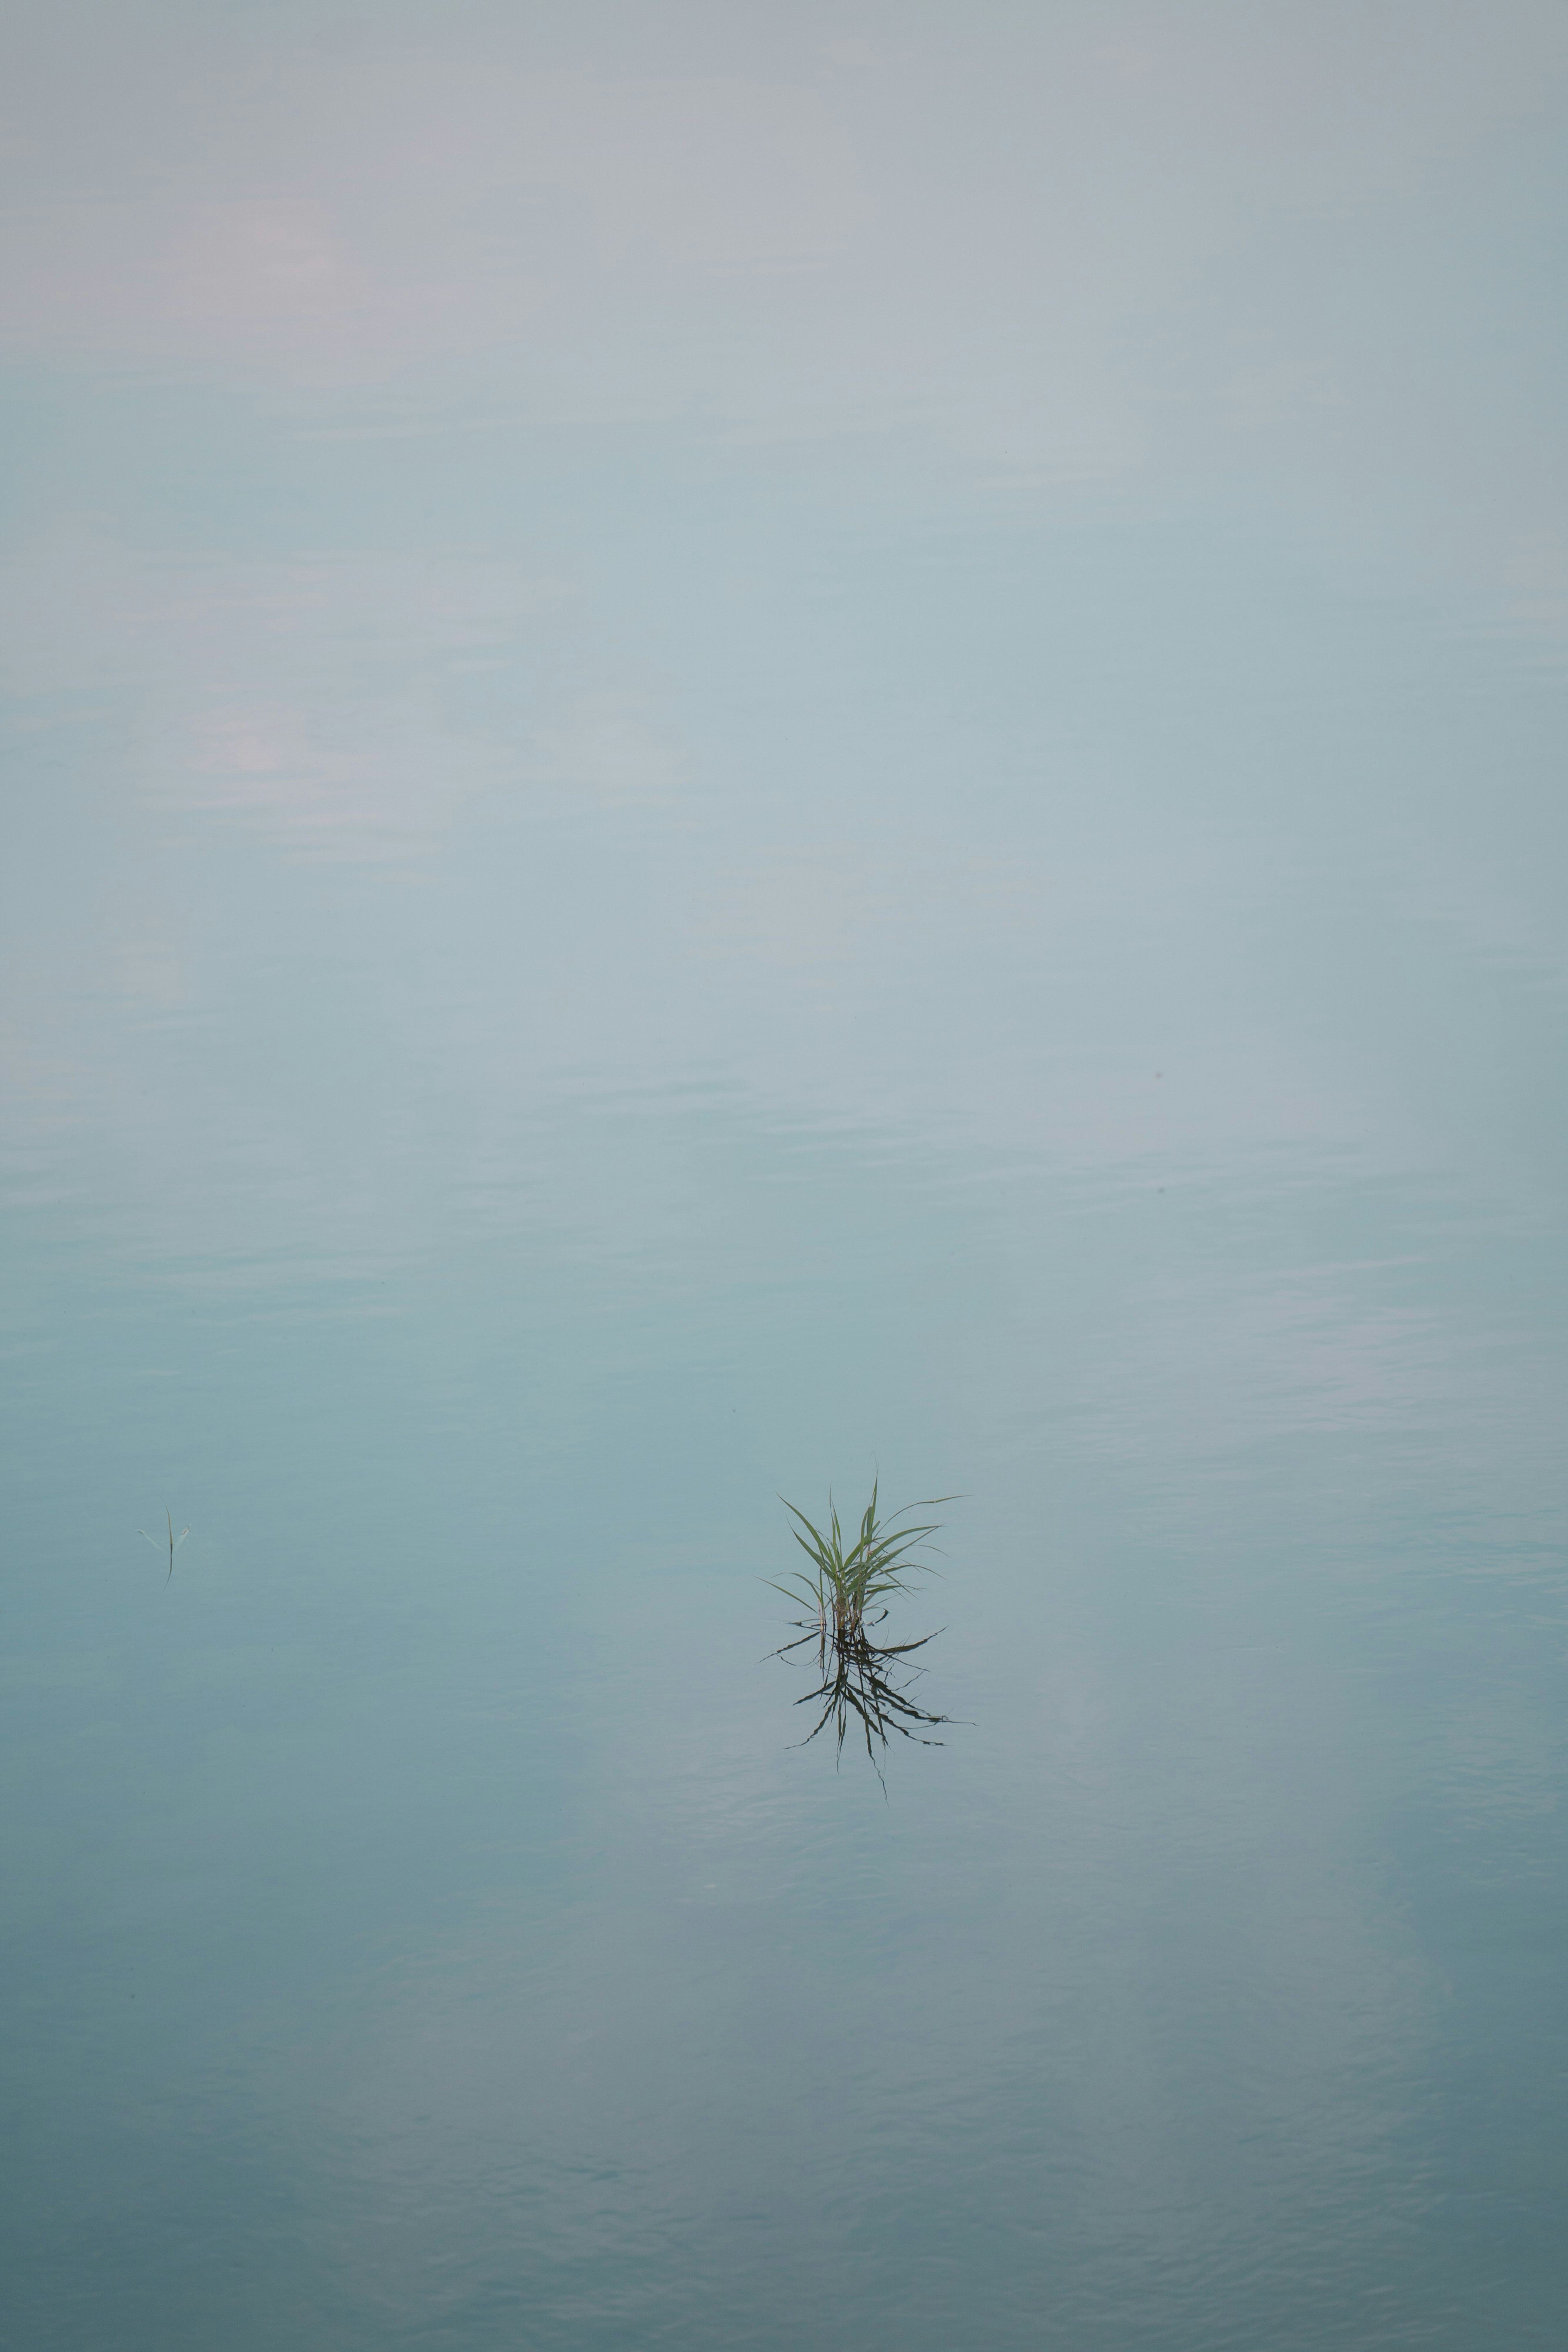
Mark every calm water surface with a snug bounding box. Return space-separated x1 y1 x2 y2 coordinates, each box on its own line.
3 7 1567 2346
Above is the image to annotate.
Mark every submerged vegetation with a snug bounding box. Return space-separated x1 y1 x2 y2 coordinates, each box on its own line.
766 1483 957 1782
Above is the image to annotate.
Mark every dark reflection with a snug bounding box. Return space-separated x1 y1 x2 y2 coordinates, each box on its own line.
766 1485 957 1781
773 1612 951 1776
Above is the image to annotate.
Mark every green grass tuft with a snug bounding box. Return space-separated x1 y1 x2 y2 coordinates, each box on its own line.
765 1482 959 1784
763 1478 952 1644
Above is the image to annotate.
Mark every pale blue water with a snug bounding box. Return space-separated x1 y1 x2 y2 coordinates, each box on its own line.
4 9 1568 2346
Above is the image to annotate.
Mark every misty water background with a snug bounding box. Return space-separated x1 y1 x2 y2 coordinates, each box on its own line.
3 6 1567 2346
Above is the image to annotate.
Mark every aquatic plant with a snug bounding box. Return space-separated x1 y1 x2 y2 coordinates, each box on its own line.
765 1480 951 1644
138 1505 189 1582
766 1483 957 1784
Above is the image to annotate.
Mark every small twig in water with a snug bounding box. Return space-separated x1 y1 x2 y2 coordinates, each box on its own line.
138 1505 190 1582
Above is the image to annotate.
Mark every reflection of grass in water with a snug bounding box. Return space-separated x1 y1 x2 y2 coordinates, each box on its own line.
766 1484 956 1783
773 1614 952 1781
